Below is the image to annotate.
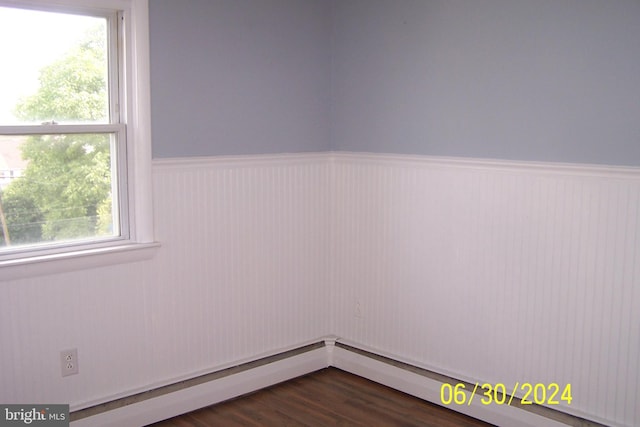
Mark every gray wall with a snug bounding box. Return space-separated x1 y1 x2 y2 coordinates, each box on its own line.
150 0 331 157
331 0 640 165
150 0 640 166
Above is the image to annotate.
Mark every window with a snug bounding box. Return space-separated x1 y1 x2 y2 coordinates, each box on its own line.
0 0 155 275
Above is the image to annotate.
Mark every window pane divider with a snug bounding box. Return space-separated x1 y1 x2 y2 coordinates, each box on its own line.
0 123 124 135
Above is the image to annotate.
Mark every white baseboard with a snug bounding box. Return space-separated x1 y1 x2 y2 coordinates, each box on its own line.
72 339 596 427
70 346 329 427
331 345 570 427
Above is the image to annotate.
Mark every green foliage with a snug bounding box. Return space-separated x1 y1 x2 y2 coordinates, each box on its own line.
17 133 112 241
1 24 115 246
0 184 43 246
15 26 109 123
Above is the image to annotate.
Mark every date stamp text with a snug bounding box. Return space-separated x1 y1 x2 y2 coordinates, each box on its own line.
440 382 572 406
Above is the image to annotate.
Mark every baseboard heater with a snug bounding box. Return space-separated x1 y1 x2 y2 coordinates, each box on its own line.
70 338 609 427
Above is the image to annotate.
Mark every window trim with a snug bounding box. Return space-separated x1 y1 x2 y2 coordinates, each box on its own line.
0 0 157 278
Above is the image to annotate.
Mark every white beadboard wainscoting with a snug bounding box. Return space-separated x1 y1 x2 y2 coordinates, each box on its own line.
329 153 640 427
1 152 638 427
0 154 332 416
151 154 333 385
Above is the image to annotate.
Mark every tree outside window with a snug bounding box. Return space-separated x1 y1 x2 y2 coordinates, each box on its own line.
0 12 116 248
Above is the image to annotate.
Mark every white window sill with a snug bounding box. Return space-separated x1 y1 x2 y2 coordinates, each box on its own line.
0 242 160 281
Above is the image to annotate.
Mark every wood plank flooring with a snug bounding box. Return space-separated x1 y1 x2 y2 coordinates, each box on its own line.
148 368 495 426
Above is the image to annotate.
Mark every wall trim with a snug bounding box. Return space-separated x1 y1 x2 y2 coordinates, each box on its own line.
71 338 611 427
330 151 640 179
153 151 640 179
152 151 332 170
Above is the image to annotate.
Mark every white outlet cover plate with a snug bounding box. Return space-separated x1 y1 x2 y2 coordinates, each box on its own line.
60 348 79 377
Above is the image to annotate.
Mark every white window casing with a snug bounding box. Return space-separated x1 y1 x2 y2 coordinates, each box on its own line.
0 0 158 279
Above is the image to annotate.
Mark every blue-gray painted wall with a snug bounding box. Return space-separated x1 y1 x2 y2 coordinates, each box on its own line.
149 0 332 157
331 0 640 165
150 0 640 166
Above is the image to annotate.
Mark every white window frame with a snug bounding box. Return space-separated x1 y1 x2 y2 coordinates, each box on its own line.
0 0 157 280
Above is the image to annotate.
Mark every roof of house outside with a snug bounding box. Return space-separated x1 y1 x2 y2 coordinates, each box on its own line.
0 136 28 171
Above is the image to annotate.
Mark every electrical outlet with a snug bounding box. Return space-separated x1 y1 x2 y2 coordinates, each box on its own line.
60 348 79 377
355 299 363 318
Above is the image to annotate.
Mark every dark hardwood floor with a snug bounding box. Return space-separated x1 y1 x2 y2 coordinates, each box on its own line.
148 368 495 426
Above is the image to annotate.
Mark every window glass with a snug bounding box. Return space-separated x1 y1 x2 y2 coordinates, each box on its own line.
0 6 124 254
0 7 109 125
0 133 119 250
